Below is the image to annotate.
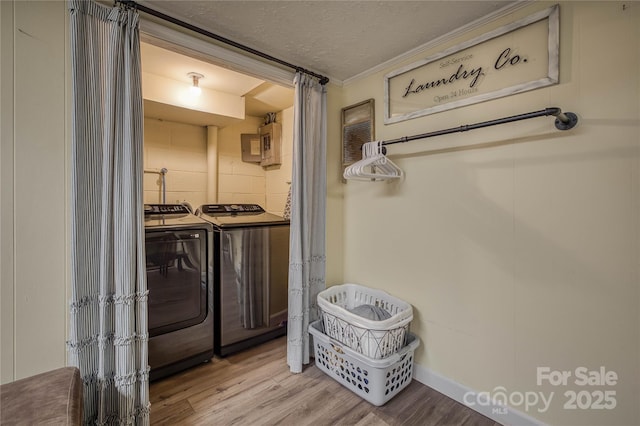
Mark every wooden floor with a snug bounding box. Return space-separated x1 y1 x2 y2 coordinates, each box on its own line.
150 336 501 426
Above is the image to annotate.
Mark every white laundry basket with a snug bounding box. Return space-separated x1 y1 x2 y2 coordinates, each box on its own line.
317 283 413 359
309 320 420 406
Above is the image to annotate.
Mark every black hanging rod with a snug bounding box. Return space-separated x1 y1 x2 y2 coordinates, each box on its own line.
382 107 578 147
118 0 330 85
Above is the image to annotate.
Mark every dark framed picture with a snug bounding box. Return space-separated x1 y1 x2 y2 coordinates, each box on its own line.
341 99 374 169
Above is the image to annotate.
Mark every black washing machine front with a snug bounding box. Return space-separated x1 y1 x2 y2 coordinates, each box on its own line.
197 204 290 357
144 204 214 381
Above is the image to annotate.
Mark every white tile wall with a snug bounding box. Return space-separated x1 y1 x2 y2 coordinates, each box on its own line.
143 117 208 207
217 116 267 206
218 173 254 194
144 107 293 215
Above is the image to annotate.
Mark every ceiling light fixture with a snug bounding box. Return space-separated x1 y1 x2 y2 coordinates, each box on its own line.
187 72 204 96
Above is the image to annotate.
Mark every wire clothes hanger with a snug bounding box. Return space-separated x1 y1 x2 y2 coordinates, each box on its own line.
343 106 578 182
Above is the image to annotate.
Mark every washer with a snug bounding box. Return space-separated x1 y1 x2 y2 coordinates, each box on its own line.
197 204 290 356
144 204 214 381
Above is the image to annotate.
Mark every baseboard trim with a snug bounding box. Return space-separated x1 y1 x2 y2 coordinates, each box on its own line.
412 364 545 426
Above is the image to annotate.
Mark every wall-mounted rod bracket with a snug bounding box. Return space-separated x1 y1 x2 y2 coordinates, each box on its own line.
552 110 579 131
381 107 579 147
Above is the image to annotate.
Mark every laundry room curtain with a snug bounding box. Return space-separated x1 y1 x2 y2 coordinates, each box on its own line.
287 72 327 373
67 0 149 424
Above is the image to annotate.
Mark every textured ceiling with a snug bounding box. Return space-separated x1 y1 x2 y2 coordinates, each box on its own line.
141 0 515 82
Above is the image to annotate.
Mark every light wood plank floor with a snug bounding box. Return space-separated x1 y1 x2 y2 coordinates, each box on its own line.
150 336 501 426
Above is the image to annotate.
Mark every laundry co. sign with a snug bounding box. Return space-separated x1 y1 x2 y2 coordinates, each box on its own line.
384 5 559 124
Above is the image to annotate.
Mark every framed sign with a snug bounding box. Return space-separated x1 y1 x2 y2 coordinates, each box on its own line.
385 5 559 124
342 99 375 168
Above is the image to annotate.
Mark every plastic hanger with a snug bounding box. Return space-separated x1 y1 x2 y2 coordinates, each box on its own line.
343 141 403 181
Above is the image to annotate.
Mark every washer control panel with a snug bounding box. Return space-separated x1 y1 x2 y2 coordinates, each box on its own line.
201 204 265 215
144 204 190 215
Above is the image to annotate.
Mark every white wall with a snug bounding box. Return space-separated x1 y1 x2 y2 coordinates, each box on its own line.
216 112 293 215
1 0 68 382
217 115 267 207
338 2 639 425
144 111 295 214
324 83 345 290
265 108 294 216
143 118 209 208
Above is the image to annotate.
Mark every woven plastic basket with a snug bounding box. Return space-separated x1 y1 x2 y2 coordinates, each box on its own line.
309 320 420 406
317 283 413 359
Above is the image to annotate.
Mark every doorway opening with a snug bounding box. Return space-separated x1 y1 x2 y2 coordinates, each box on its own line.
140 40 294 217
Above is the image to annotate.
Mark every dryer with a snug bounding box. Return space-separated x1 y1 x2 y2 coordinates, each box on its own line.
144 204 214 381
197 204 290 356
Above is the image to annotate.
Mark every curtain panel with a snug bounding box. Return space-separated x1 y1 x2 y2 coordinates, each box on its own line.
287 73 327 373
67 0 149 423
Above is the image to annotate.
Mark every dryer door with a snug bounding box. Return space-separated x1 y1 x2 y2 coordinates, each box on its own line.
146 229 208 337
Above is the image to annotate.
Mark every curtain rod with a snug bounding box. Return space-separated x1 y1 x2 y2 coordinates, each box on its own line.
381 107 578 147
118 0 330 85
